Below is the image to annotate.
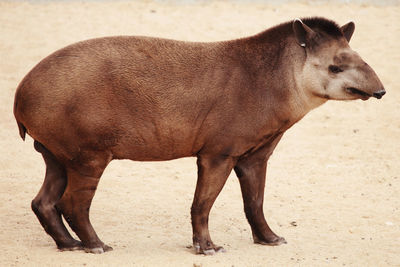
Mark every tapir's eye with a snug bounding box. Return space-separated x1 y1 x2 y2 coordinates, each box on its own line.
329 65 343 73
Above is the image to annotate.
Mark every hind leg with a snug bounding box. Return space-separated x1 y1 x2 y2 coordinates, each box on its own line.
31 141 82 250
57 152 112 254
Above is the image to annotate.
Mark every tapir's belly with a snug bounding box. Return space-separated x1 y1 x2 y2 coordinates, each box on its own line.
111 122 204 161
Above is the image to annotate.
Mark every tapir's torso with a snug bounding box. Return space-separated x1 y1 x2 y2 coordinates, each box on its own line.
15 35 306 163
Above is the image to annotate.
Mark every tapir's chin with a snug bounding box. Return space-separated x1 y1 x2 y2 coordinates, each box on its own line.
346 87 371 101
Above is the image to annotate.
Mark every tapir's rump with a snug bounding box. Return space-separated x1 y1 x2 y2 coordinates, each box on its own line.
14 17 384 254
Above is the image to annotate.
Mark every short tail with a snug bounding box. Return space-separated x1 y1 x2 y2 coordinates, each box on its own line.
17 121 26 141
14 84 27 141
14 97 26 141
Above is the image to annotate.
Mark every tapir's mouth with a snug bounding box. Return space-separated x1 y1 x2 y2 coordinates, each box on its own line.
346 87 371 100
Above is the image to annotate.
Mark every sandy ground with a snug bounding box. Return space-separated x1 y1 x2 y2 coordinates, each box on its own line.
0 1 399 266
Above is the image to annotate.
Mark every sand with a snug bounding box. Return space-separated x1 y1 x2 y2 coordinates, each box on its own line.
0 1 399 266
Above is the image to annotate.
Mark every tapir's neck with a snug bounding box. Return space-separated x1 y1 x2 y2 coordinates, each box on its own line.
233 33 328 131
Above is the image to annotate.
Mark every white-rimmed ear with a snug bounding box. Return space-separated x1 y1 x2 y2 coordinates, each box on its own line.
292 18 316 48
340 21 355 42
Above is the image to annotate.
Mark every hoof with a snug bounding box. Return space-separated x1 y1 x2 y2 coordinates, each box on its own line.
194 242 226 255
58 240 83 251
254 236 287 246
84 247 104 254
84 244 113 254
103 244 113 252
59 246 84 251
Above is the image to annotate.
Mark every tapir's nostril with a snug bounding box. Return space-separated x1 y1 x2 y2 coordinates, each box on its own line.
373 89 386 99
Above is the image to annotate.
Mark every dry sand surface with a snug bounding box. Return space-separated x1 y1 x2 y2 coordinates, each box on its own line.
1 1 399 266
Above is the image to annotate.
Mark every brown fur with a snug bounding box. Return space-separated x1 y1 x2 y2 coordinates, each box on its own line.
14 17 384 254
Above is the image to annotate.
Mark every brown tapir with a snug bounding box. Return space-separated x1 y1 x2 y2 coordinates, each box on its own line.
14 17 385 254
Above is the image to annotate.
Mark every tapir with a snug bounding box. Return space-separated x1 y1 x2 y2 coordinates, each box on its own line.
14 17 385 254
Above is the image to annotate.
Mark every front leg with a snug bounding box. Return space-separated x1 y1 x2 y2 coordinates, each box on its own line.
234 134 286 246
191 155 235 255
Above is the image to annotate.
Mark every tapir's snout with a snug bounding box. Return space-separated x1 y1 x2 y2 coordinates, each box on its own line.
357 61 386 100
372 89 386 99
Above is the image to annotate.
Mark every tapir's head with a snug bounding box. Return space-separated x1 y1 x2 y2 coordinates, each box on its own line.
293 18 385 101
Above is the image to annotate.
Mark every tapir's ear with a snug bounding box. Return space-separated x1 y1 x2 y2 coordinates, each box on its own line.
292 18 316 48
340 21 355 42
